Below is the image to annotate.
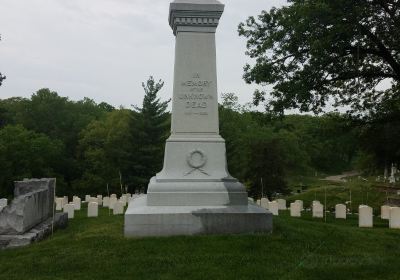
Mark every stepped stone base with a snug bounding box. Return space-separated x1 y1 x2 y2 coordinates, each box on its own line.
124 196 272 237
0 213 68 249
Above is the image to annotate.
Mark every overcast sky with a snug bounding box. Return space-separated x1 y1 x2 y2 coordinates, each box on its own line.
0 0 287 108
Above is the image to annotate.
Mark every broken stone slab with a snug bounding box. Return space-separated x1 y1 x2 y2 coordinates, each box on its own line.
0 178 55 235
0 212 68 250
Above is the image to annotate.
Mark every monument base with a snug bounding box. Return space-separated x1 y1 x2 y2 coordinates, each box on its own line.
124 196 273 237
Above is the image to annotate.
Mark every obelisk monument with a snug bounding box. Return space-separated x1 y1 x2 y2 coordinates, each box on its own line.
124 0 272 236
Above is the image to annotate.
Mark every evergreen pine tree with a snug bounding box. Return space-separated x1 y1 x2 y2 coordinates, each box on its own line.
130 76 170 192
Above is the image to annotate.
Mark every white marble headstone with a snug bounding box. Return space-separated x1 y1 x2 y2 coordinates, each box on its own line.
312 202 324 218
359 205 373 228
64 203 75 219
73 197 81 210
88 202 99 217
389 207 400 229
268 201 279 216
335 204 346 219
381 205 391 220
290 202 301 217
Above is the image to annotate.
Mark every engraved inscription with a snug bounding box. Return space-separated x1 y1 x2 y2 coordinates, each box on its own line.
179 73 213 116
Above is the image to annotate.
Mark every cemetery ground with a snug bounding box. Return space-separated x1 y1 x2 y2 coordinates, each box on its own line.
0 200 400 280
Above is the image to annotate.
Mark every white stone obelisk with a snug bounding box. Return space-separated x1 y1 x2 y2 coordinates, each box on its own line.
124 0 272 236
146 0 247 207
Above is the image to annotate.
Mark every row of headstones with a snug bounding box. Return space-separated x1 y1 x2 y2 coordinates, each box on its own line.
55 194 137 219
254 198 400 229
0 198 7 212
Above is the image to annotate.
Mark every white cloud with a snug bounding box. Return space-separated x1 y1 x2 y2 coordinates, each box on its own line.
0 0 287 108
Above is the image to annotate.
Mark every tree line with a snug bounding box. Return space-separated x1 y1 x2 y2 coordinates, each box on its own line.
0 83 395 199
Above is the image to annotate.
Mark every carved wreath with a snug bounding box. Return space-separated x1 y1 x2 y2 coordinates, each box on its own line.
184 149 209 176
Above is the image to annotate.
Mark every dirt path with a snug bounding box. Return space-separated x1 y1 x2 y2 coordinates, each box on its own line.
321 171 360 183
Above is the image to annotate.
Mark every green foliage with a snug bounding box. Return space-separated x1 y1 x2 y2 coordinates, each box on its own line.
0 205 399 279
245 138 289 198
238 0 400 116
358 96 400 170
130 76 170 192
0 125 64 197
220 93 359 198
77 110 133 196
0 89 114 196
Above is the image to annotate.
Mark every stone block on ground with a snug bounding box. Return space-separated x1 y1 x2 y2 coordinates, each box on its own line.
88 202 98 217
359 205 373 228
335 204 347 219
63 196 68 206
381 205 391 220
109 197 118 210
103 197 110 207
290 202 301 217
64 203 75 219
55 197 64 211
295 200 303 210
0 178 56 235
113 201 124 215
0 213 68 249
73 197 81 210
268 201 279 216
276 199 287 210
312 202 324 218
97 195 103 206
389 207 400 229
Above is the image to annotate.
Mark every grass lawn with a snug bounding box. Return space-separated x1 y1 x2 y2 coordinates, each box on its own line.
1 205 400 280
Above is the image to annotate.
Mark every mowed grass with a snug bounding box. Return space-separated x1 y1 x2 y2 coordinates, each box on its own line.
1 205 400 280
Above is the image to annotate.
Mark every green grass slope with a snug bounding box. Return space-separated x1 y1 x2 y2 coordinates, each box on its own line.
0 205 400 280
285 178 400 214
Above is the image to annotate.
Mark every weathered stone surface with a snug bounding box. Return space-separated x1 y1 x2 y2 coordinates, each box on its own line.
73 197 81 210
55 197 64 211
103 197 110 207
97 195 103 206
125 196 272 237
109 197 118 210
312 202 324 218
335 204 347 219
359 205 373 228
389 207 400 229
0 213 68 250
381 205 391 220
0 179 56 235
114 201 124 215
124 0 272 236
290 202 301 217
0 198 7 208
268 201 279 216
295 200 303 210
63 203 75 219
276 199 287 210
88 202 98 217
